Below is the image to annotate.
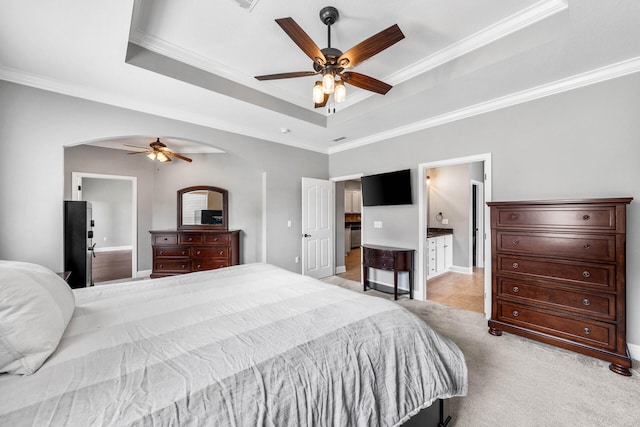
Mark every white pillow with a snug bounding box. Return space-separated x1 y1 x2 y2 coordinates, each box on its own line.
0 260 75 375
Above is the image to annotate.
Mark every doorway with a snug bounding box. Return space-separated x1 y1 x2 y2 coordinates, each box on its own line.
418 154 492 317
331 174 364 282
71 172 137 282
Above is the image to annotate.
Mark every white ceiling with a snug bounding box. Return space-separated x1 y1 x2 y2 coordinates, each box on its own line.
1 0 639 154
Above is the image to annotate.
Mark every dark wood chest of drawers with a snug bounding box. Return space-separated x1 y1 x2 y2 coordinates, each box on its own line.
487 198 632 375
150 230 240 278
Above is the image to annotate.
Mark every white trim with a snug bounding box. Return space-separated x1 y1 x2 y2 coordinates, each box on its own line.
391 0 567 83
135 269 152 279
330 173 364 182
329 56 640 154
419 153 492 318
628 343 640 362
335 265 346 274
449 265 473 275
470 179 485 269
3 54 640 156
0 66 328 155
129 0 566 112
261 171 267 263
71 172 138 279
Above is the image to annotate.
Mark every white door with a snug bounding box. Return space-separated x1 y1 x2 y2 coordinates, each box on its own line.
302 177 334 278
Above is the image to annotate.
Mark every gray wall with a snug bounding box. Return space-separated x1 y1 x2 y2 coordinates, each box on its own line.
82 178 133 248
0 81 328 275
329 72 640 348
427 163 472 268
427 161 484 268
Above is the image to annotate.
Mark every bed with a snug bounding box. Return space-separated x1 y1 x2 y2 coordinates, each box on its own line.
0 261 467 426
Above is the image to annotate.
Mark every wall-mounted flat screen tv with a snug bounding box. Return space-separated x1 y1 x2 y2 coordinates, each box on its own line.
361 169 412 206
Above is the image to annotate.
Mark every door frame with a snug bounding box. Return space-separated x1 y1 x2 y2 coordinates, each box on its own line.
470 179 484 268
418 153 492 317
71 172 138 278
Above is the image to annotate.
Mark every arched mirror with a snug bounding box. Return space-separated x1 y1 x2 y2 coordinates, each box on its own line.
177 186 228 230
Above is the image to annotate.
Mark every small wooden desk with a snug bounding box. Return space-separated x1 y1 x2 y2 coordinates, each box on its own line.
362 244 414 300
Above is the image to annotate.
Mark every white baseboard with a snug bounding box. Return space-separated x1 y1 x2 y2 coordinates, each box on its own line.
335 265 346 274
449 265 473 274
136 269 152 279
628 343 640 362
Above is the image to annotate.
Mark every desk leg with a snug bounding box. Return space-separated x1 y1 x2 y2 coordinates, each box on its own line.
409 270 413 299
363 266 368 292
394 270 398 300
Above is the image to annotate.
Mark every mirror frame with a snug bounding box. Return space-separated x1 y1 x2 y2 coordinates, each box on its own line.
177 186 228 230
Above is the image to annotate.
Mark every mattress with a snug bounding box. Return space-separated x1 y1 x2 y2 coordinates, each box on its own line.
0 263 467 426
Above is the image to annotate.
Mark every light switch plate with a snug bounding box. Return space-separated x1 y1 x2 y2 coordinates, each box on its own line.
442 219 449 225
374 221 383 228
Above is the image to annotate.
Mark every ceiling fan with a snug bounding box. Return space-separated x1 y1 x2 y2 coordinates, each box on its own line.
124 138 193 163
255 6 405 109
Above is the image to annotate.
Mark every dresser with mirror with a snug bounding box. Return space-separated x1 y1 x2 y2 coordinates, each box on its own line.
150 186 241 278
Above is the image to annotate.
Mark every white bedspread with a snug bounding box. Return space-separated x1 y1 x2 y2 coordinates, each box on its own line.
0 263 467 426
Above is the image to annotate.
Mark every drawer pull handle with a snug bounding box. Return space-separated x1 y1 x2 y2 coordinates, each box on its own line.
196 251 201 255
159 264 163 268
182 251 186 255
512 262 519 269
181 264 186 269
513 286 520 293
160 251 164 255
511 213 519 220
197 264 201 269
583 214 591 220
583 271 591 278
583 244 591 249
583 327 591 335
188 237 193 241
214 237 219 241
583 298 591 306
219 251 224 255
512 239 519 246
163 237 168 241
512 310 519 317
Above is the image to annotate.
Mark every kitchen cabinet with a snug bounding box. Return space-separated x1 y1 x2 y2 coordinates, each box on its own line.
345 190 361 213
427 234 452 279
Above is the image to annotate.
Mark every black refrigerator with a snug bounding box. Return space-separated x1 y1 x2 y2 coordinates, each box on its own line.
64 201 95 288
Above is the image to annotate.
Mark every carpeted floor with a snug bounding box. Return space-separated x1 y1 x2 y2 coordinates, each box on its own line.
322 276 640 427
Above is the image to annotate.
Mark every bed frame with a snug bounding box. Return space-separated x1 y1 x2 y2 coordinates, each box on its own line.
402 399 451 427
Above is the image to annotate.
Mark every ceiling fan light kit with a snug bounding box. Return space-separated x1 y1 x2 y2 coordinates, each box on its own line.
125 138 193 163
254 6 404 111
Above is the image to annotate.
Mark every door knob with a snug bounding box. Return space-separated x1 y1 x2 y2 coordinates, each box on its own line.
303 233 312 237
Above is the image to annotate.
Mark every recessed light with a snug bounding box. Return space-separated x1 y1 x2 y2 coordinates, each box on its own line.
280 128 291 134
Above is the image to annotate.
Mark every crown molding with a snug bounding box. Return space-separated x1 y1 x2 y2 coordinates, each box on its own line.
0 66 329 154
129 0 567 112
329 56 640 154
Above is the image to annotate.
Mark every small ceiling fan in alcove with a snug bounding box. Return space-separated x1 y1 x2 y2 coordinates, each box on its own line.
124 138 193 163
255 6 405 110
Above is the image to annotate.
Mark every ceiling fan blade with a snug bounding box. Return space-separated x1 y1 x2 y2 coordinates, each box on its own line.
275 17 326 66
341 72 392 95
126 151 150 155
314 93 330 109
337 24 405 68
123 144 150 150
255 71 318 81
167 151 193 163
